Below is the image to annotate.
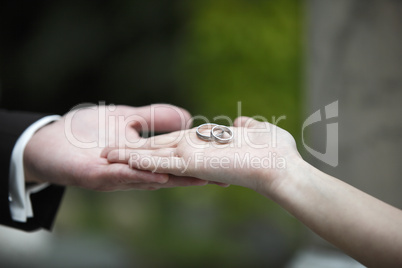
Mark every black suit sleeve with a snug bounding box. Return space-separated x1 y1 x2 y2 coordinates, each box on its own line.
0 109 64 231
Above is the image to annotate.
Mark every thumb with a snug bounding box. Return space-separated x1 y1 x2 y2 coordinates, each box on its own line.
234 116 261 128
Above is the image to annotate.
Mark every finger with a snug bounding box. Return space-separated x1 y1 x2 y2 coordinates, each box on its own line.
126 104 193 133
129 155 188 177
141 130 187 149
143 128 207 149
106 164 169 184
106 148 177 164
100 130 187 159
234 116 261 128
208 181 230 187
100 134 147 158
164 175 208 187
101 146 116 158
115 154 229 187
118 175 207 191
89 163 171 191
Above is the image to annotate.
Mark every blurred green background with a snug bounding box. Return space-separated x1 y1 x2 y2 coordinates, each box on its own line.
0 0 304 266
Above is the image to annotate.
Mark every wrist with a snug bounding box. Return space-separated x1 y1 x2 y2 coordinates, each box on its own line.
264 156 331 219
23 122 56 184
255 154 311 202
24 163 42 183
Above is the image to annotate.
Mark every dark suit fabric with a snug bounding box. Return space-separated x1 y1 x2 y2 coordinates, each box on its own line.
0 109 64 231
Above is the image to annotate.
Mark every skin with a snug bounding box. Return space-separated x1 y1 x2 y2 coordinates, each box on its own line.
104 116 402 267
23 104 209 191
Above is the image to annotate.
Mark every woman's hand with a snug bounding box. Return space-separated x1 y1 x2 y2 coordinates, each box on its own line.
103 116 303 197
104 116 402 267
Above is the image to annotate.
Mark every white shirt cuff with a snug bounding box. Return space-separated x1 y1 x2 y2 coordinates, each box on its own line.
8 115 61 223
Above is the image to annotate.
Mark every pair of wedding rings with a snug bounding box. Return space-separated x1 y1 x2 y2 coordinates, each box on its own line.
196 123 234 144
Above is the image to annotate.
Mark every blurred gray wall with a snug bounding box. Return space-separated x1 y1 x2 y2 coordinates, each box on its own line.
307 0 402 207
303 0 402 261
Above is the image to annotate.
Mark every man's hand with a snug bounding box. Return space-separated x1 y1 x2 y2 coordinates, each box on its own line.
23 104 208 191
